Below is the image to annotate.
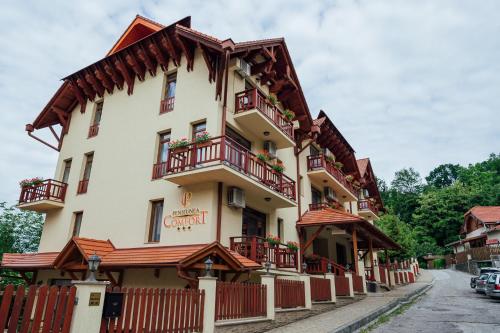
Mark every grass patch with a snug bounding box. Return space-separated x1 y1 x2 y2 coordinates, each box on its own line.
359 297 419 333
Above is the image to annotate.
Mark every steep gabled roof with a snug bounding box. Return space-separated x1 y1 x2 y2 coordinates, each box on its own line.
356 158 369 178
356 158 384 209
465 206 500 224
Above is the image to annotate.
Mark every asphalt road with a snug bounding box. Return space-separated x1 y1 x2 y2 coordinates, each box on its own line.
371 269 500 333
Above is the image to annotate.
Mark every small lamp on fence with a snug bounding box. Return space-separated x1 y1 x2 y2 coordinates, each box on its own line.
374 259 377 266
204 257 213 277
265 260 271 273
327 262 332 273
87 253 101 281
302 261 307 273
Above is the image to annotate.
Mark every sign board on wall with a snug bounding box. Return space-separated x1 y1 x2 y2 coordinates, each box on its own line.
163 192 208 231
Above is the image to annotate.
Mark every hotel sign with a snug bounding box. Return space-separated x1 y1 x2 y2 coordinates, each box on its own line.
163 192 208 231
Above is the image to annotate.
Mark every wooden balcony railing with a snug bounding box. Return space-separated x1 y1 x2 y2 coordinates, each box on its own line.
304 256 346 276
88 124 99 138
229 236 298 269
77 180 89 194
164 136 296 200
235 88 294 139
19 179 67 204
358 199 379 215
159 97 175 114
306 154 357 196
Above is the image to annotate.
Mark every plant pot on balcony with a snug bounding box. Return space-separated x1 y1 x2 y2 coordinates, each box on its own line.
171 146 189 154
195 140 212 148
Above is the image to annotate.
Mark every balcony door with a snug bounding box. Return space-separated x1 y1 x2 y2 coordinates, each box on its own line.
225 126 251 170
242 207 266 238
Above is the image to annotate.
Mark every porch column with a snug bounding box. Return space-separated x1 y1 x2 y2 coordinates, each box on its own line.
199 276 217 333
385 249 391 287
352 228 359 276
357 259 367 294
70 280 109 333
261 275 275 320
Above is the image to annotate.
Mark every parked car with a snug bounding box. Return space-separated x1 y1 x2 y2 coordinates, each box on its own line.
485 273 500 299
475 273 492 294
470 267 500 288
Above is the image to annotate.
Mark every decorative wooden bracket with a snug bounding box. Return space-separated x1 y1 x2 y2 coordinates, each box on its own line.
160 32 180 66
300 225 326 252
148 39 169 72
125 50 146 81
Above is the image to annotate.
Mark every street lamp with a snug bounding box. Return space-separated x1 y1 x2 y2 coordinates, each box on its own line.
204 257 213 277
327 262 332 273
87 253 101 281
301 262 307 273
265 260 271 273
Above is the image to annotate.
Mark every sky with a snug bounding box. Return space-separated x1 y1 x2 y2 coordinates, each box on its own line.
0 0 499 204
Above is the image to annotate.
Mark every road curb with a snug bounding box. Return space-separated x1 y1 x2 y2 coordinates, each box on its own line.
331 280 434 333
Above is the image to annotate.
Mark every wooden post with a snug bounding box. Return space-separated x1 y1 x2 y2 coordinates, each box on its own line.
369 238 374 280
352 228 359 276
385 249 391 287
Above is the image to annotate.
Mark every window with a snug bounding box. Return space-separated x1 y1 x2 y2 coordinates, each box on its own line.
192 121 207 140
277 218 284 240
77 153 93 194
62 159 72 183
158 132 171 163
311 187 322 204
148 200 164 242
88 102 103 137
73 212 83 237
310 145 320 156
160 73 176 114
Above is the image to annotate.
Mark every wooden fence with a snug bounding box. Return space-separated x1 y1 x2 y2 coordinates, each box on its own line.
100 287 204 333
352 275 364 293
310 277 331 302
0 284 76 333
275 279 305 308
215 282 266 321
335 276 350 296
408 272 415 283
453 246 500 264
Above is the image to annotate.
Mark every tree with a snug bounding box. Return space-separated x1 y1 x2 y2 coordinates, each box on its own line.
425 163 463 189
385 168 424 224
375 213 417 260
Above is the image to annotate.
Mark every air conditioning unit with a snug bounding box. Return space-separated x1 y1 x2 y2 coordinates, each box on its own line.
228 187 245 208
324 187 336 201
235 58 251 77
264 141 277 159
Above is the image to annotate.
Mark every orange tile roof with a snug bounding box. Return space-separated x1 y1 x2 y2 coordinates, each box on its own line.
72 237 115 259
356 158 369 177
0 252 58 269
466 206 500 223
297 208 364 227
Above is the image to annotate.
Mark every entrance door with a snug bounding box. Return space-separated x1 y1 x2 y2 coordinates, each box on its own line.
242 207 266 237
336 243 347 266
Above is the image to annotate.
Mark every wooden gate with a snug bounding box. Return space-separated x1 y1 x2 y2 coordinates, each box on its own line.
335 276 349 296
0 284 76 333
215 282 266 321
310 277 331 302
100 287 204 333
275 279 305 308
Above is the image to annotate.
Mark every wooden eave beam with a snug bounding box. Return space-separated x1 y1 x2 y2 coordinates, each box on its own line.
68 79 87 113
94 64 115 94
160 32 180 66
85 70 105 97
76 74 96 101
125 50 146 81
136 44 157 77
199 42 216 82
176 34 194 71
104 59 124 90
104 271 118 286
114 55 135 95
148 39 169 72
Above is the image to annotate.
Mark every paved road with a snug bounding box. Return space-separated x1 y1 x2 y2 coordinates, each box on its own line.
371 269 500 333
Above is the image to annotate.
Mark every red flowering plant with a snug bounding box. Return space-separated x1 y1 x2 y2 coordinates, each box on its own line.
169 137 189 150
19 177 44 187
265 233 281 246
286 241 299 251
194 131 211 144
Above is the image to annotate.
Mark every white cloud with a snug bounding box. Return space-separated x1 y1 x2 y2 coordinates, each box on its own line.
0 0 499 203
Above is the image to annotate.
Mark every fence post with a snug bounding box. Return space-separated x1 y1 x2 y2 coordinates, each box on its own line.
69 280 109 333
373 263 381 283
403 271 408 284
357 259 367 294
344 272 355 298
261 274 275 320
324 273 336 303
297 274 312 309
198 276 217 333
389 269 396 287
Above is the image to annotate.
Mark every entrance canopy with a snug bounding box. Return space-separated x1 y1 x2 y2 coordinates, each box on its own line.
297 208 400 250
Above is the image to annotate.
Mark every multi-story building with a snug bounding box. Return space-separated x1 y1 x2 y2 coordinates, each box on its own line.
1 16 398 288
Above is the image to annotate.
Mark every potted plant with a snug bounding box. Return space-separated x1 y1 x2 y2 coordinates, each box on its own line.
282 109 295 121
194 131 212 147
272 161 285 174
255 150 270 162
334 161 343 170
169 138 189 153
266 233 281 247
286 241 299 252
268 93 278 106
325 154 335 163
345 175 354 182
19 177 44 187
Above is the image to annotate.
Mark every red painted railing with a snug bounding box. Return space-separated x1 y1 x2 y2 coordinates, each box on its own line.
235 88 294 139
0 284 76 333
358 199 379 215
352 275 364 293
166 136 296 200
310 277 331 302
101 286 204 332
88 124 99 138
335 276 350 296
408 271 415 283
275 279 305 308
77 180 89 194
229 236 298 269
215 282 266 321
160 97 175 114
152 161 169 179
308 201 342 211
19 179 67 204
306 155 356 196
305 256 346 276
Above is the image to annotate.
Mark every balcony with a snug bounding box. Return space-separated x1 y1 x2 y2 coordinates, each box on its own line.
309 201 343 212
18 179 67 212
306 155 358 201
358 199 379 218
159 97 175 114
230 236 298 270
88 124 99 138
234 89 295 148
161 136 296 208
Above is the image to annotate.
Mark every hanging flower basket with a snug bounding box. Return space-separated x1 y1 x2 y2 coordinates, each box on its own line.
194 131 211 147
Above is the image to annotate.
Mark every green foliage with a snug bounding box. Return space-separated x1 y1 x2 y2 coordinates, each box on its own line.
433 258 446 269
379 153 499 261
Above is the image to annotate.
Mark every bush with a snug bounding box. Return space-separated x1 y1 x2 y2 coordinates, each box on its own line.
433 258 445 269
